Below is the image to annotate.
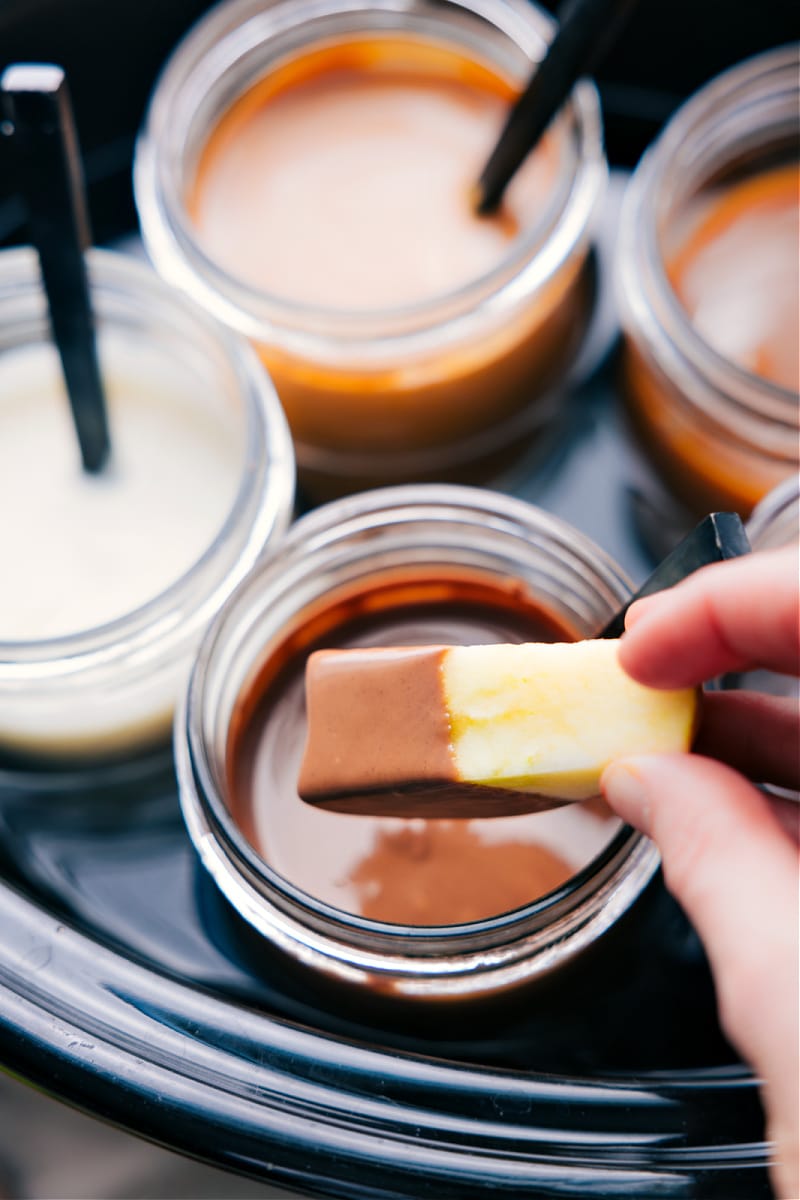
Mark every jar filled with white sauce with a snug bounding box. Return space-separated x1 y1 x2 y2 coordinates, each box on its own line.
0 247 294 760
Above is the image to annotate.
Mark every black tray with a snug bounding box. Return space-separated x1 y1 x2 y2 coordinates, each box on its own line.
0 333 773 1195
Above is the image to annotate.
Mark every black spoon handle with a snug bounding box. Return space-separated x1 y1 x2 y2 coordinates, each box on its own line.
1 63 110 473
600 513 752 640
476 0 639 214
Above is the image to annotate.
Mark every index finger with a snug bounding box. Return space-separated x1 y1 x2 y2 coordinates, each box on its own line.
619 546 800 688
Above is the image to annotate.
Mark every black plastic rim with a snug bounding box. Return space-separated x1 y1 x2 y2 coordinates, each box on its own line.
0 871 771 1199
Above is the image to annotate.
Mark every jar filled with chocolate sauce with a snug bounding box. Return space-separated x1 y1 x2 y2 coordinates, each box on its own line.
176 486 659 1005
617 46 799 530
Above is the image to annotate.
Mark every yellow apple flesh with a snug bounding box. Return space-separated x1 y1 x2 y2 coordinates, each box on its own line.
443 640 699 801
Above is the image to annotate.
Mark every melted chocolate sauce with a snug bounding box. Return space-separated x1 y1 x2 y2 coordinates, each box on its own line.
227 572 619 926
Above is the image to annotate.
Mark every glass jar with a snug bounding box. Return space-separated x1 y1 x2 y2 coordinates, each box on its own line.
175 485 659 1004
746 472 800 552
728 473 799 717
134 0 606 499
617 47 799 525
0 247 294 761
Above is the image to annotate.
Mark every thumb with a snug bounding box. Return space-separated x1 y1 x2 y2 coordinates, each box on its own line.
601 754 799 1200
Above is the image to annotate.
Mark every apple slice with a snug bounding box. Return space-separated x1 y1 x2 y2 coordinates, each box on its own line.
297 640 699 817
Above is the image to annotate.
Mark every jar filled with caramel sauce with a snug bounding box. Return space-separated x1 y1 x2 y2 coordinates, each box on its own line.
176 486 658 1004
617 47 799 523
135 0 605 498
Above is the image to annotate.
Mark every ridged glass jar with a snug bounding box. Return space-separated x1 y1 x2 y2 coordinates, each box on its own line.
175 485 658 1005
0 248 294 761
617 46 799 524
135 0 606 498
746 472 800 553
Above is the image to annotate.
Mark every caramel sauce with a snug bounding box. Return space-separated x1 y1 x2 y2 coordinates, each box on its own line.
188 36 591 497
227 571 619 927
668 165 799 392
624 163 799 517
189 37 557 310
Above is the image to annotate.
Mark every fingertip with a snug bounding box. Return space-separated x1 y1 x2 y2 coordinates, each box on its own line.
622 594 659 631
615 621 664 687
600 759 652 832
620 548 800 685
616 605 705 689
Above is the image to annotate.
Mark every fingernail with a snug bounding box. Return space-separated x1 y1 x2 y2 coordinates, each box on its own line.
601 761 651 831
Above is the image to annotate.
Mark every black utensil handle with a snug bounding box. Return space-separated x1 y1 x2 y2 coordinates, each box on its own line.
1 63 110 473
477 0 639 213
600 512 752 640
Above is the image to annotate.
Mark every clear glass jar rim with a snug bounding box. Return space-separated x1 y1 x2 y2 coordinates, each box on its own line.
135 0 606 355
746 472 800 546
0 246 295 675
617 45 800 420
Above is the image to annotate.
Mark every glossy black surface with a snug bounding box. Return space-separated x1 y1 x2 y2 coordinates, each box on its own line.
0 749 726 1068
0 366 773 1196
0 744 771 1197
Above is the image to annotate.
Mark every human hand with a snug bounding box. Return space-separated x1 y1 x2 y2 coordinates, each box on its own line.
601 544 800 1199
